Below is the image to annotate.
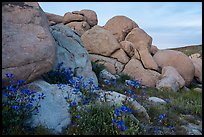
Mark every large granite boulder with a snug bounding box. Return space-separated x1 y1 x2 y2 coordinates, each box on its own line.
122 58 160 87
81 25 120 56
103 16 138 42
2 2 56 85
153 50 195 86
125 28 158 71
50 24 98 85
24 79 81 134
156 66 186 92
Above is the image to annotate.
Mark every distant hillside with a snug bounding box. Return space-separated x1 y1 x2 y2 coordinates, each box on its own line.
167 45 202 57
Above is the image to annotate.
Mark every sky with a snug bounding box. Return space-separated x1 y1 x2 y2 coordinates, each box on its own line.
39 2 202 49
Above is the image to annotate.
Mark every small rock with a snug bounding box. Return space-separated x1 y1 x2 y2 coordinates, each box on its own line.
181 123 202 135
148 97 166 104
99 69 116 80
182 86 190 92
193 88 202 93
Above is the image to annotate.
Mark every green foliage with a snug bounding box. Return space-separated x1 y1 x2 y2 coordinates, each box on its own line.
65 102 141 135
91 61 106 78
42 62 74 84
117 73 132 83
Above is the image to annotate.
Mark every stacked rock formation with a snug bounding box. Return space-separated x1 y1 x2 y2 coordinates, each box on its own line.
81 16 161 87
46 9 98 36
80 15 198 89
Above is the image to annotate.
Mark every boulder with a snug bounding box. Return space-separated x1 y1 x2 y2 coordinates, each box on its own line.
122 58 160 87
120 41 135 57
89 54 124 74
66 21 90 36
139 48 158 70
193 88 202 93
111 49 130 64
125 28 158 70
2 2 56 85
160 66 185 88
63 12 85 24
45 12 63 24
189 53 201 58
103 16 138 42
189 56 202 83
156 76 180 92
97 90 150 123
148 97 166 104
50 24 98 85
132 49 141 60
150 45 159 55
78 9 98 27
125 27 152 51
153 50 195 86
24 79 81 134
81 25 120 56
99 69 116 80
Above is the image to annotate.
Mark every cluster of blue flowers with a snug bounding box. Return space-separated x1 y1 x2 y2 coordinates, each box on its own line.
125 80 140 89
112 105 132 131
2 73 45 134
44 62 74 84
2 73 45 112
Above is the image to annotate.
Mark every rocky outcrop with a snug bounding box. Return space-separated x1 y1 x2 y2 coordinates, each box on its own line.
153 50 195 86
50 24 98 85
156 66 186 92
2 2 56 85
103 16 138 42
81 26 120 56
60 9 98 35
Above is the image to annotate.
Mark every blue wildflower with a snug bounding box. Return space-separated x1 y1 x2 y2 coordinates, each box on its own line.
118 119 125 126
75 115 81 118
112 119 117 123
70 101 77 107
12 105 19 110
104 79 111 85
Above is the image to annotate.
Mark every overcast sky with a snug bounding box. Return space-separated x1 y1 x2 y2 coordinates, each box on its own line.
39 2 202 49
